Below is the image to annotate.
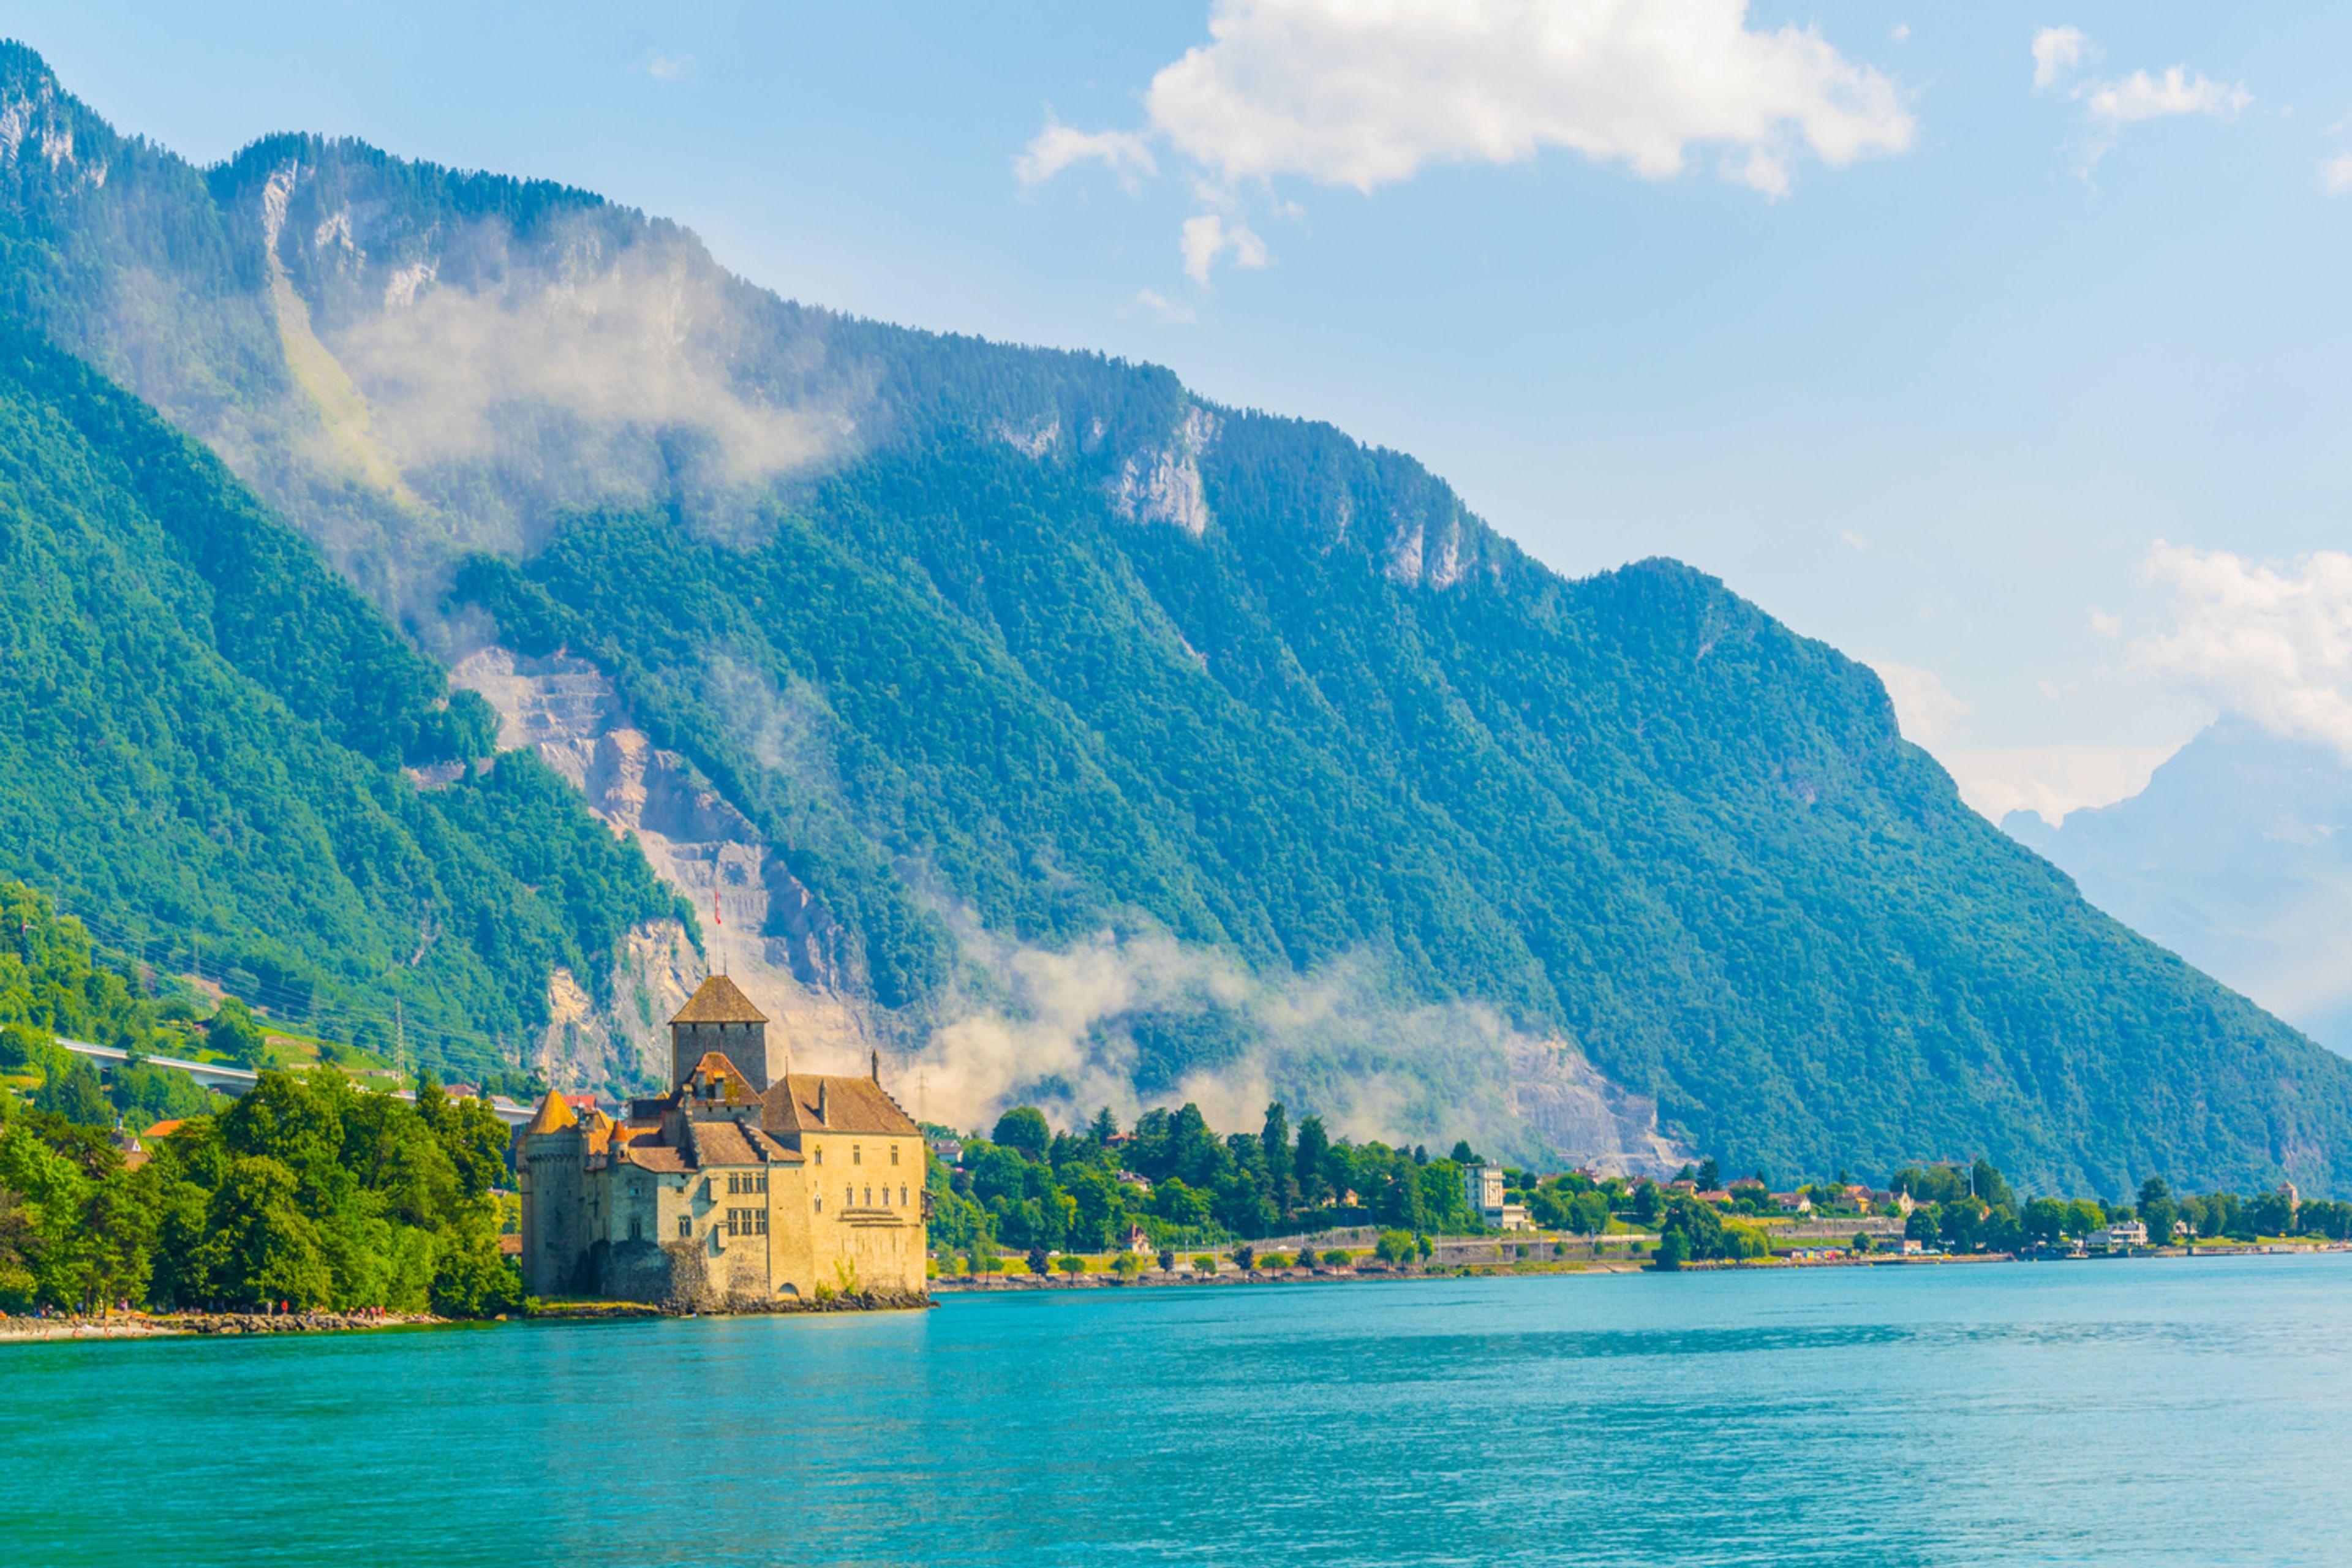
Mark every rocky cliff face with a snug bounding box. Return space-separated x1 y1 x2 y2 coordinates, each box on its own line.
449 647 878 1088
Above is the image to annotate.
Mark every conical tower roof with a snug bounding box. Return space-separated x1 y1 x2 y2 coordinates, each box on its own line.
522 1088 577 1135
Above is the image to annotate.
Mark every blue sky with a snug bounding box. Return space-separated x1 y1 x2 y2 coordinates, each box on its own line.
18 2 2352 823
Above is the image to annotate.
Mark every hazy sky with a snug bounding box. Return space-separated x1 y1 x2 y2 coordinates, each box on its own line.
17 2 2352 823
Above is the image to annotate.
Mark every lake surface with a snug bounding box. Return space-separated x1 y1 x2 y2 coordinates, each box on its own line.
9 1255 2350 1566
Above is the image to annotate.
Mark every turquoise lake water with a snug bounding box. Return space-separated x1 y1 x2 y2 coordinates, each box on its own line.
8 1254 2350 1566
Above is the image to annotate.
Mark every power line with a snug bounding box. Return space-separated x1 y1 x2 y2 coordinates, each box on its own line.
38 891 526 1066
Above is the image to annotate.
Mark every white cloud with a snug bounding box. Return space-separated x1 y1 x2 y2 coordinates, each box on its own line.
1839 529 1868 551
2084 67 2250 127
2324 151 2352 194
2089 607 2121 638
1180 212 1270 284
1938 744 2179 827
1139 0 1912 195
2030 28 2247 169
2031 26 2086 89
1890 24 1909 45
646 53 694 83
2134 540 2352 760
1015 118 1159 190
1131 287 1197 323
1870 660 1972 745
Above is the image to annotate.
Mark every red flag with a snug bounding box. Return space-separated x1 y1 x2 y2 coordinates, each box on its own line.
712 886 722 927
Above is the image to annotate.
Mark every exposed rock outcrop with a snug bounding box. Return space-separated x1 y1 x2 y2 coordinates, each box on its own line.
449 646 878 1092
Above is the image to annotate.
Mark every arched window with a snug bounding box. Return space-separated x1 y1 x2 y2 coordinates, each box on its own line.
864 1186 872 1207
814 1146 823 1166
900 1186 909 1207
815 1196 823 1213
845 1186 853 1208
628 1218 642 1241
677 1215 692 1238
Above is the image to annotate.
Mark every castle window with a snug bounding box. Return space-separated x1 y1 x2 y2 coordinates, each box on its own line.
845 1186 853 1208
891 1144 900 1166
756 1210 769 1235
678 1215 692 1238
864 1186 873 1207
854 1145 862 1165
726 1174 737 1194
629 1218 643 1241
901 1186 908 1207
815 1196 823 1213
814 1147 823 1166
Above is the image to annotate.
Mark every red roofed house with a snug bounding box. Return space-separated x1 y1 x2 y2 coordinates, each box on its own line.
515 974 926 1308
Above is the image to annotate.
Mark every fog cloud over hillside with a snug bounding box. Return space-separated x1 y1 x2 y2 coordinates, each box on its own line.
317 213 857 563
914 920 1673 1169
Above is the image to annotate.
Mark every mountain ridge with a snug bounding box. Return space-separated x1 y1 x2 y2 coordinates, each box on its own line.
1 42 2348 1192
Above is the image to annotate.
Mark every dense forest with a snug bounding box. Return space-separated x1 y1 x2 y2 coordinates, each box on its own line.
0 43 2348 1191
0 888 518 1315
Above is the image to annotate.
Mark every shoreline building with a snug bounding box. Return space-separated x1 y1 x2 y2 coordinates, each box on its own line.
516 976 927 1304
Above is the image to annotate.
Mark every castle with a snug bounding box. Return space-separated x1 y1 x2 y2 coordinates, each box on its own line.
514 975 927 1305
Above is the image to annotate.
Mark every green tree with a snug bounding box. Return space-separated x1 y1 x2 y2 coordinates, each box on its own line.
1571 1190 1611 1235
193 1155 333 1310
2138 1177 2177 1248
993 1107 1051 1161
1260 1101 1291 1204
205 1000 271 1068
34 1060 111 1127
1294 1115 1332 1209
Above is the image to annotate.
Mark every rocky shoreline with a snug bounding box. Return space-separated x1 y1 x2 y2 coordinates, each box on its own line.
0 1310 445 1342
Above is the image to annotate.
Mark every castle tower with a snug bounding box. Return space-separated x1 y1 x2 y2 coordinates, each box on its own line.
670 974 772 1091
516 1089 585 1297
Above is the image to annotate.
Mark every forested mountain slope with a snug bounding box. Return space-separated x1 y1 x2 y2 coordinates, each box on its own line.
0 43 2345 1192
0 322 688 1076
